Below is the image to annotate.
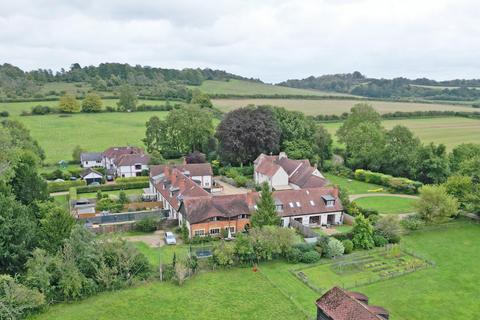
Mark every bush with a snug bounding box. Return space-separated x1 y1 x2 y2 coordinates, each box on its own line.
0 110 9 117
0 274 45 319
135 217 158 232
325 238 345 258
300 250 321 264
47 180 86 193
400 215 425 231
31 105 54 115
115 176 149 183
373 234 388 247
342 240 354 254
285 247 303 263
293 243 316 253
234 175 249 187
354 169 422 194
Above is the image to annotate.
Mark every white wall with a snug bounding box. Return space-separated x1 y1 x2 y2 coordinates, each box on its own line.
81 160 103 168
117 164 148 178
282 211 343 227
191 175 212 188
271 169 289 188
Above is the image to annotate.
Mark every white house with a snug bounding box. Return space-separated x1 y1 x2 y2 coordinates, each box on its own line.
254 152 328 190
102 146 144 171
80 168 103 185
115 154 150 178
80 153 103 168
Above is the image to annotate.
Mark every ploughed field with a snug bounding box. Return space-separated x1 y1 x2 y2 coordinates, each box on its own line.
32 220 480 320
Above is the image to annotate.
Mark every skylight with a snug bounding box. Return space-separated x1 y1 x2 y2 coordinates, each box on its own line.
289 202 294 208
296 201 301 207
310 200 315 206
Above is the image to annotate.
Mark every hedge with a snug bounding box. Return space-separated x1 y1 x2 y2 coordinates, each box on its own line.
69 187 77 201
115 176 150 184
354 169 422 194
47 180 86 193
76 181 148 194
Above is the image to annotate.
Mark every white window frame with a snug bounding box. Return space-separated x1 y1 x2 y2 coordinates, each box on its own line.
194 229 205 237
209 228 220 235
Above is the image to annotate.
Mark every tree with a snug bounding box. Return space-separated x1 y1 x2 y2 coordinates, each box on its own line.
325 238 345 258
117 85 137 111
10 151 48 205
216 106 280 165
213 241 235 267
249 226 295 261
234 233 255 265
0 274 45 319
0 194 38 275
352 214 375 249
190 89 212 108
38 202 76 254
81 92 103 112
449 143 480 172
185 151 206 164
458 156 480 178
143 116 164 154
382 125 420 177
314 124 333 166
337 103 382 144
344 122 385 170
118 191 129 204
443 175 474 209
283 139 315 163
251 182 281 228
413 143 450 184
271 106 316 147
72 145 84 163
148 150 164 165
375 215 401 243
2 119 45 161
416 185 458 224
58 93 80 113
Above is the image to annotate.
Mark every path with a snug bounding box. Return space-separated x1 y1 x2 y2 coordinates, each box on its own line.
213 177 250 195
349 193 419 201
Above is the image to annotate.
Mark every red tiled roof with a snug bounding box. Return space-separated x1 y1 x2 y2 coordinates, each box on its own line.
103 146 143 159
150 163 213 178
316 287 387 320
255 159 281 177
271 187 342 217
115 154 150 166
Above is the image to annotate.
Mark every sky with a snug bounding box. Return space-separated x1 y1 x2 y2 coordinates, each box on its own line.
1 0 479 83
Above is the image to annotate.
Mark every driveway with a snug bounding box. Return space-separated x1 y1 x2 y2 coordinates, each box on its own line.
213 177 250 195
124 230 166 247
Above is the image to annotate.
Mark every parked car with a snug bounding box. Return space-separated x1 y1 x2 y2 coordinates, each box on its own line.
164 232 177 245
90 181 101 186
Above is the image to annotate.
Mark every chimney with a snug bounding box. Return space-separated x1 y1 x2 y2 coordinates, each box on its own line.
332 187 339 198
163 166 169 177
171 171 177 185
279 152 287 159
178 178 186 191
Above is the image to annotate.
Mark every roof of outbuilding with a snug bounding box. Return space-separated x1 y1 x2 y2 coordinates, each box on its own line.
80 152 102 162
316 287 388 320
80 168 103 178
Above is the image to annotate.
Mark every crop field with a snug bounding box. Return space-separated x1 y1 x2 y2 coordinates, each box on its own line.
212 98 476 115
353 196 418 214
192 79 353 97
322 117 480 150
297 246 428 291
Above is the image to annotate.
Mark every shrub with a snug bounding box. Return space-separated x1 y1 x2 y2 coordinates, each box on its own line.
135 217 158 232
0 110 9 117
325 238 345 258
213 241 235 267
47 180 86 193
375 215 402 243
400 215 425 231
300 250 321 263
342 240 354 254
0 274 45 319
234 175 249 187
285 247 303 263
31 105 53 115
354 169 422 194
293 243 316 253
373 234 388 247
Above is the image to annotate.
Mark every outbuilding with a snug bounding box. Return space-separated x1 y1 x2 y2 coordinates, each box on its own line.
80 168 103 185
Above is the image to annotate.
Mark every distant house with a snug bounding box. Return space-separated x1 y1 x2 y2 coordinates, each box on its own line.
115 153 150 178
102 146 144 171
150 163 213 190
254 152 328 190
272 188 343 227
80 152 103 168
316 287 389 320
80 168 103 185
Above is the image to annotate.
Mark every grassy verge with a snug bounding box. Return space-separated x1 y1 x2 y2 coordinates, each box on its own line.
353 196 418 214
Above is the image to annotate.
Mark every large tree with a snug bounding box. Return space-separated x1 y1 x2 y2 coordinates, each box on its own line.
381 125 420 177
117 85 137 111
251 182 281 228
449 143 480 172
416 185 458 224
143 106 214 158
337 103 382 144
314 124 333 166
2 120 45 161
352 214 375 249
10 151 48 205
58 93 80 113
413 143 450 184
37 202 76 254
190 89 212 108
81 92 103 112
216 106 281 165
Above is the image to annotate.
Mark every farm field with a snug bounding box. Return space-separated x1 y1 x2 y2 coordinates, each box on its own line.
190 79 353 97
212 98 476 115
324 173 387 194
322 117 480 150
353 196 418 214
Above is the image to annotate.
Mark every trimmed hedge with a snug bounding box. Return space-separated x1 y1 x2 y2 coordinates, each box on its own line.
47 180 86 193
115 176 150 184
76 181 148 194
354 169 422 194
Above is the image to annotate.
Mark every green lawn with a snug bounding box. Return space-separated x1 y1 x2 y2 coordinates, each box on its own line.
77 188 144 200
32 268 305 320
353 196 418 214
191 79 350 97
52 194 69 209
325 173 386 194
133 242 192 266
322 117 480 150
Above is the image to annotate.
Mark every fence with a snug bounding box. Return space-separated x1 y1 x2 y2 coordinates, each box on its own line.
79 209 168 225
290 220 318 238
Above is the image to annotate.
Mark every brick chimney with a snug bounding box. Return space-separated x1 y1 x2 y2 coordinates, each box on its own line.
178 177 186 191
171 170 178 185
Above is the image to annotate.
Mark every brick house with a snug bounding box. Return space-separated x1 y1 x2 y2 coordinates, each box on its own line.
316 287 389 320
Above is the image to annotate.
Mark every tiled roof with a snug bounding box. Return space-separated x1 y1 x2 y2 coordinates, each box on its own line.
80 168 102 178
103 146 143 159
80 152 102 162
115 154 150 167
150 163 213 178
316 287 388 320
255 159 281 177
272 187 342 217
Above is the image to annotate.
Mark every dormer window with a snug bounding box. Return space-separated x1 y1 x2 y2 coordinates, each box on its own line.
322 195 336 207
276 204 284 211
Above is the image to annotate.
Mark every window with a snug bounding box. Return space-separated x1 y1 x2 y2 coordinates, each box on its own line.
205 182 210 187
296 201 301 207
239 214 248 219
194 229 205 236
310 200 315 206
309 216 320 225
135 164 142 170
294 217 302 223
86 161 89 164
209 228 220 235
326 200 335 207
225 226 235 234
209 217 218 221
289 202 294 208
276 204 284 211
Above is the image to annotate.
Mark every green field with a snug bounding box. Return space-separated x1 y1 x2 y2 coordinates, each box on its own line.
33 220 480 320
353 196 418 214
212 98 476 115
191 79 352 97
322 117 480 150
325 173 387 194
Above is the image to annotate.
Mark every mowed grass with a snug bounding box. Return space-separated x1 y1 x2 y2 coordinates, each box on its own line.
212 98 476 115
193 79 352 97
324 173 387 194
353 196 418 214
32 268 306 320
322 117 480 150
